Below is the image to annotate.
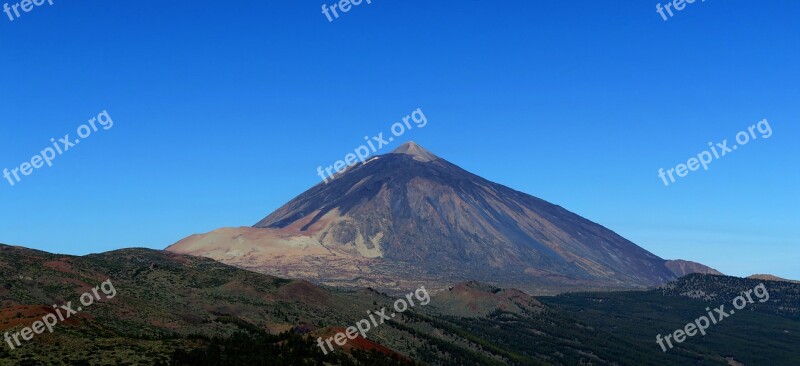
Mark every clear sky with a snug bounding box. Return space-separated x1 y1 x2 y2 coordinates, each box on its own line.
1 1 797 279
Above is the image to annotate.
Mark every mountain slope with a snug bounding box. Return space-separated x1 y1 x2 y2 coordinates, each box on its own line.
0 244 423 364
748 274 800 284
665 259 723 277
169 142 681 293
3 244 798 365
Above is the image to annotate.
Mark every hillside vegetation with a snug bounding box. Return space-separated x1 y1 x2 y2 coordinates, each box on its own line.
2 245 799 365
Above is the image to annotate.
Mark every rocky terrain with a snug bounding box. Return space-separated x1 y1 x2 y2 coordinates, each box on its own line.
2 244 799 365
168 142 717 294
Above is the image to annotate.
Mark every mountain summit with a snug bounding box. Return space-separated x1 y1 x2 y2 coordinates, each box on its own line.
169 143 697 293
390 141 439 162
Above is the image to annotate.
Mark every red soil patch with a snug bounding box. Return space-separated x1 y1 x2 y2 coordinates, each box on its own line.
277 280 330 304
43 259 80 276
315 326 406 359
0 305 89 332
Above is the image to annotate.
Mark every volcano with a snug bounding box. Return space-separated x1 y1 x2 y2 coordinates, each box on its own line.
168 142 707 293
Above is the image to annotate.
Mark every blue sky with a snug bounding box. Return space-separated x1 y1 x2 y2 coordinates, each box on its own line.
1 1 797 279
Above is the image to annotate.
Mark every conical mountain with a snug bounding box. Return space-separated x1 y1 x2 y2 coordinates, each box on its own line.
169 142 680 293
387 141 439 161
